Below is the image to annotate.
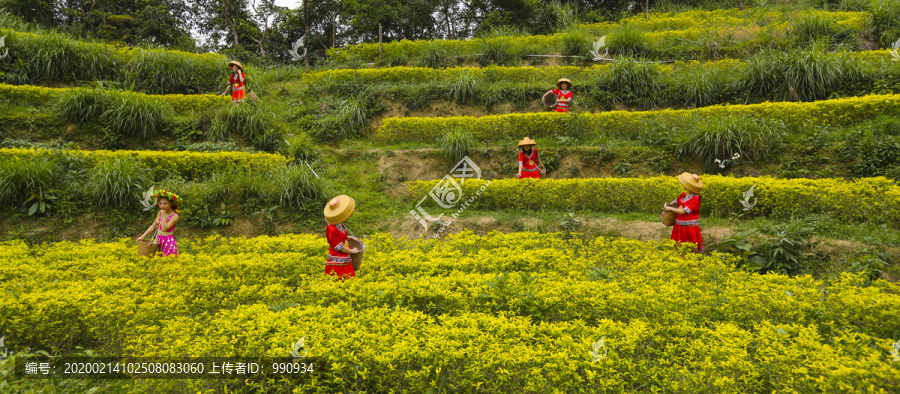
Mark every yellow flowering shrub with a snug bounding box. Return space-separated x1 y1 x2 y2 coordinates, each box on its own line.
407 176 900 227
0 83 229 112
0 148 289 179
0 231 897 392
378 93 900 142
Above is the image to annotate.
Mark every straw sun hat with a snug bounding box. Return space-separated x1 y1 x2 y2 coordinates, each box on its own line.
677 172 704 194
227 60 244 71
556 78 572 88
324 195 356 224
517 137 537 147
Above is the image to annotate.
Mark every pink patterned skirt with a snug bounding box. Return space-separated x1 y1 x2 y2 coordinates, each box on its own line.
158 235 178 256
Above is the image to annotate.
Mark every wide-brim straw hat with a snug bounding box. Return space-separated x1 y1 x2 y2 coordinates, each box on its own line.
517 137 537 147
227 60 244 71
677 172 704 194
324 195 356 224
557 78 572 88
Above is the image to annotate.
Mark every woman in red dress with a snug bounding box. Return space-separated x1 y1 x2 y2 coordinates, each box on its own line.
220 60 246 104
664 173 704 253
551 78 573 113
517 137 546 179
323 195 361 278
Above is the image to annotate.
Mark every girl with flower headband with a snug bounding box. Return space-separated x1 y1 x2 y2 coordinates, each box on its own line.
137 190 181 257
663 173 704 253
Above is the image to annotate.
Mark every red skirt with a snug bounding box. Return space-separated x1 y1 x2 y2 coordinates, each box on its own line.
231 89 245 103
671 223 704 253
519 169 540 179
325 262 355 278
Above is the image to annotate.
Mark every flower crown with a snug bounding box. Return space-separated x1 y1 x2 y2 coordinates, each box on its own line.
151 190 181 212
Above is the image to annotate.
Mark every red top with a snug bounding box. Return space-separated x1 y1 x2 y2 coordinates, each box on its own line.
229 72 246 91
326 223 350 262
518 148 539 172
552 89 573 112
675 192 701 225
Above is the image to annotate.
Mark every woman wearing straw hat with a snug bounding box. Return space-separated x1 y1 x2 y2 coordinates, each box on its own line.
220 60 247 104
517 137 546 179
324 195 362 278
663 173 705 253
551 78 573 113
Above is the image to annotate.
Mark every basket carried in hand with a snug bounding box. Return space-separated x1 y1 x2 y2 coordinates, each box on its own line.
347 238 366 271
138 239 158 257
661 203 679 227
542 90 558 108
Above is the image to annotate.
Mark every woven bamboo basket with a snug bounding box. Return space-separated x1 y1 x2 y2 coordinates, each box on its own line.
542 90 558 108
347 238 366 271
661 203 679 227
138 240 158 257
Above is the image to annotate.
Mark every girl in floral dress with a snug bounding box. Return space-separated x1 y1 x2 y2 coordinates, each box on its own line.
137 190 181 257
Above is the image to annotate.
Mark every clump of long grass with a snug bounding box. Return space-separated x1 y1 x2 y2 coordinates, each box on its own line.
270 164 324 207
439 127 475 164
448 71 478 104
676 115 786 167
476 27 527 66
53 87 174 138
87 157 152 206
561 28 593 59
606 23 650 57
604 56 661 106
669 63 733 108
52 88 109 124
738 40 864 101
123 49 222 94
208 103 282 151
0 155 58 204
419 40 448 68
790 13 840 44
102 91 175 138
310 90 381 140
